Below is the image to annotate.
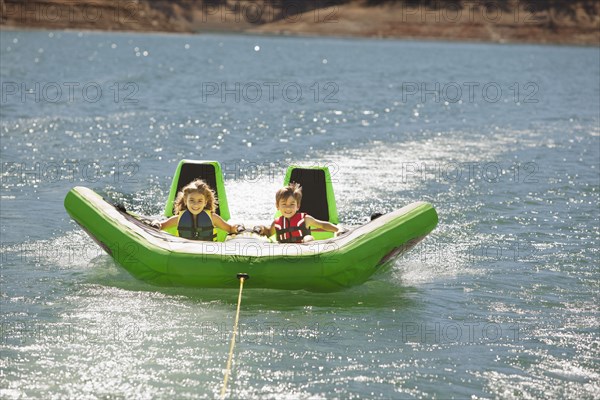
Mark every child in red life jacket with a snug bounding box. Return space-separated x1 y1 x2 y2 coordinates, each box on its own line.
255 183 339 243
153 179 242 240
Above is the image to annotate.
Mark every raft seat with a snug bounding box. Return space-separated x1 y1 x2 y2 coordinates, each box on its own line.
279 165 339 241
164 160 230 241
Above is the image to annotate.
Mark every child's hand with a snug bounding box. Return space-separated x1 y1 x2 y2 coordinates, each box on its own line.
252 225 267 236
233 224 245 234
150 220 162 230
335 226 348 237
302 235 315 243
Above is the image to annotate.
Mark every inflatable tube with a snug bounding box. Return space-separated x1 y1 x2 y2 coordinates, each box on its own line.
64 186 438 292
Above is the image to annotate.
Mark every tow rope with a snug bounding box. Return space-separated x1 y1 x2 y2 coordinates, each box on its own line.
220 273 249 399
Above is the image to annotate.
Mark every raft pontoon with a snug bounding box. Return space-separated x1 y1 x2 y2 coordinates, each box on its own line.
64 161 438 292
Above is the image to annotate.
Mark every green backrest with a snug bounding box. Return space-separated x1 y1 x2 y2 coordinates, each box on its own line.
277 165 338 240
164 160 230 241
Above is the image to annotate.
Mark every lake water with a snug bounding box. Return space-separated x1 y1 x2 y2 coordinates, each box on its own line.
1 30 598 399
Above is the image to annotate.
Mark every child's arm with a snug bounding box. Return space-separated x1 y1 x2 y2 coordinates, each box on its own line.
255 222 276 237
153 215 178 230
304 215 339 233
212 214 242 234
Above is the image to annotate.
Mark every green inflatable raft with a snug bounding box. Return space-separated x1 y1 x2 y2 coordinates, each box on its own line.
64 160 438 292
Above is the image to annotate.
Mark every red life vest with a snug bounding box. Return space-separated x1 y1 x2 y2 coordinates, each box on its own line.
274 212 311 243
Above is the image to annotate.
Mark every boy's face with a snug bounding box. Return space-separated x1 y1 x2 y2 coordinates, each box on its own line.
186 193 207 215
277 195 300 219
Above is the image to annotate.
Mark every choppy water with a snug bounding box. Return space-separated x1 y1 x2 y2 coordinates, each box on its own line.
1 30 599 399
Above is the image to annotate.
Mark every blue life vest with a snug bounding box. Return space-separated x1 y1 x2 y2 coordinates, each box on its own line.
177 210 216 241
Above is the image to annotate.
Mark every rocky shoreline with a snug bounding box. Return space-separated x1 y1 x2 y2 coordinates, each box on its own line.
1 0 598 45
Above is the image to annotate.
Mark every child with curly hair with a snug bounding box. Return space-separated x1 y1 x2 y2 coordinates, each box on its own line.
154 179 242 240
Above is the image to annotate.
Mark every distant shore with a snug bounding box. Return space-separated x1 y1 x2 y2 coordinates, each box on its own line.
1 0 599 45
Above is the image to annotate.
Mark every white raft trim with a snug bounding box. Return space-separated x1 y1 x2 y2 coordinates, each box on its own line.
73 186 426 259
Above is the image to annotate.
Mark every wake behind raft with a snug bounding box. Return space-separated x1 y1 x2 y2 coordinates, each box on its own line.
64 160 438 292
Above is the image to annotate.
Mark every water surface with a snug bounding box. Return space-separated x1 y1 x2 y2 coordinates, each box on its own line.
1 30 598 399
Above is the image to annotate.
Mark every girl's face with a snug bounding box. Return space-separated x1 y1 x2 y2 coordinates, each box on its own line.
277 196 300 219
186 192 207 215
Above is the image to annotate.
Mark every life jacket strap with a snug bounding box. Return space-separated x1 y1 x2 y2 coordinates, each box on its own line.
276 226 304 234
178 226 214 232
